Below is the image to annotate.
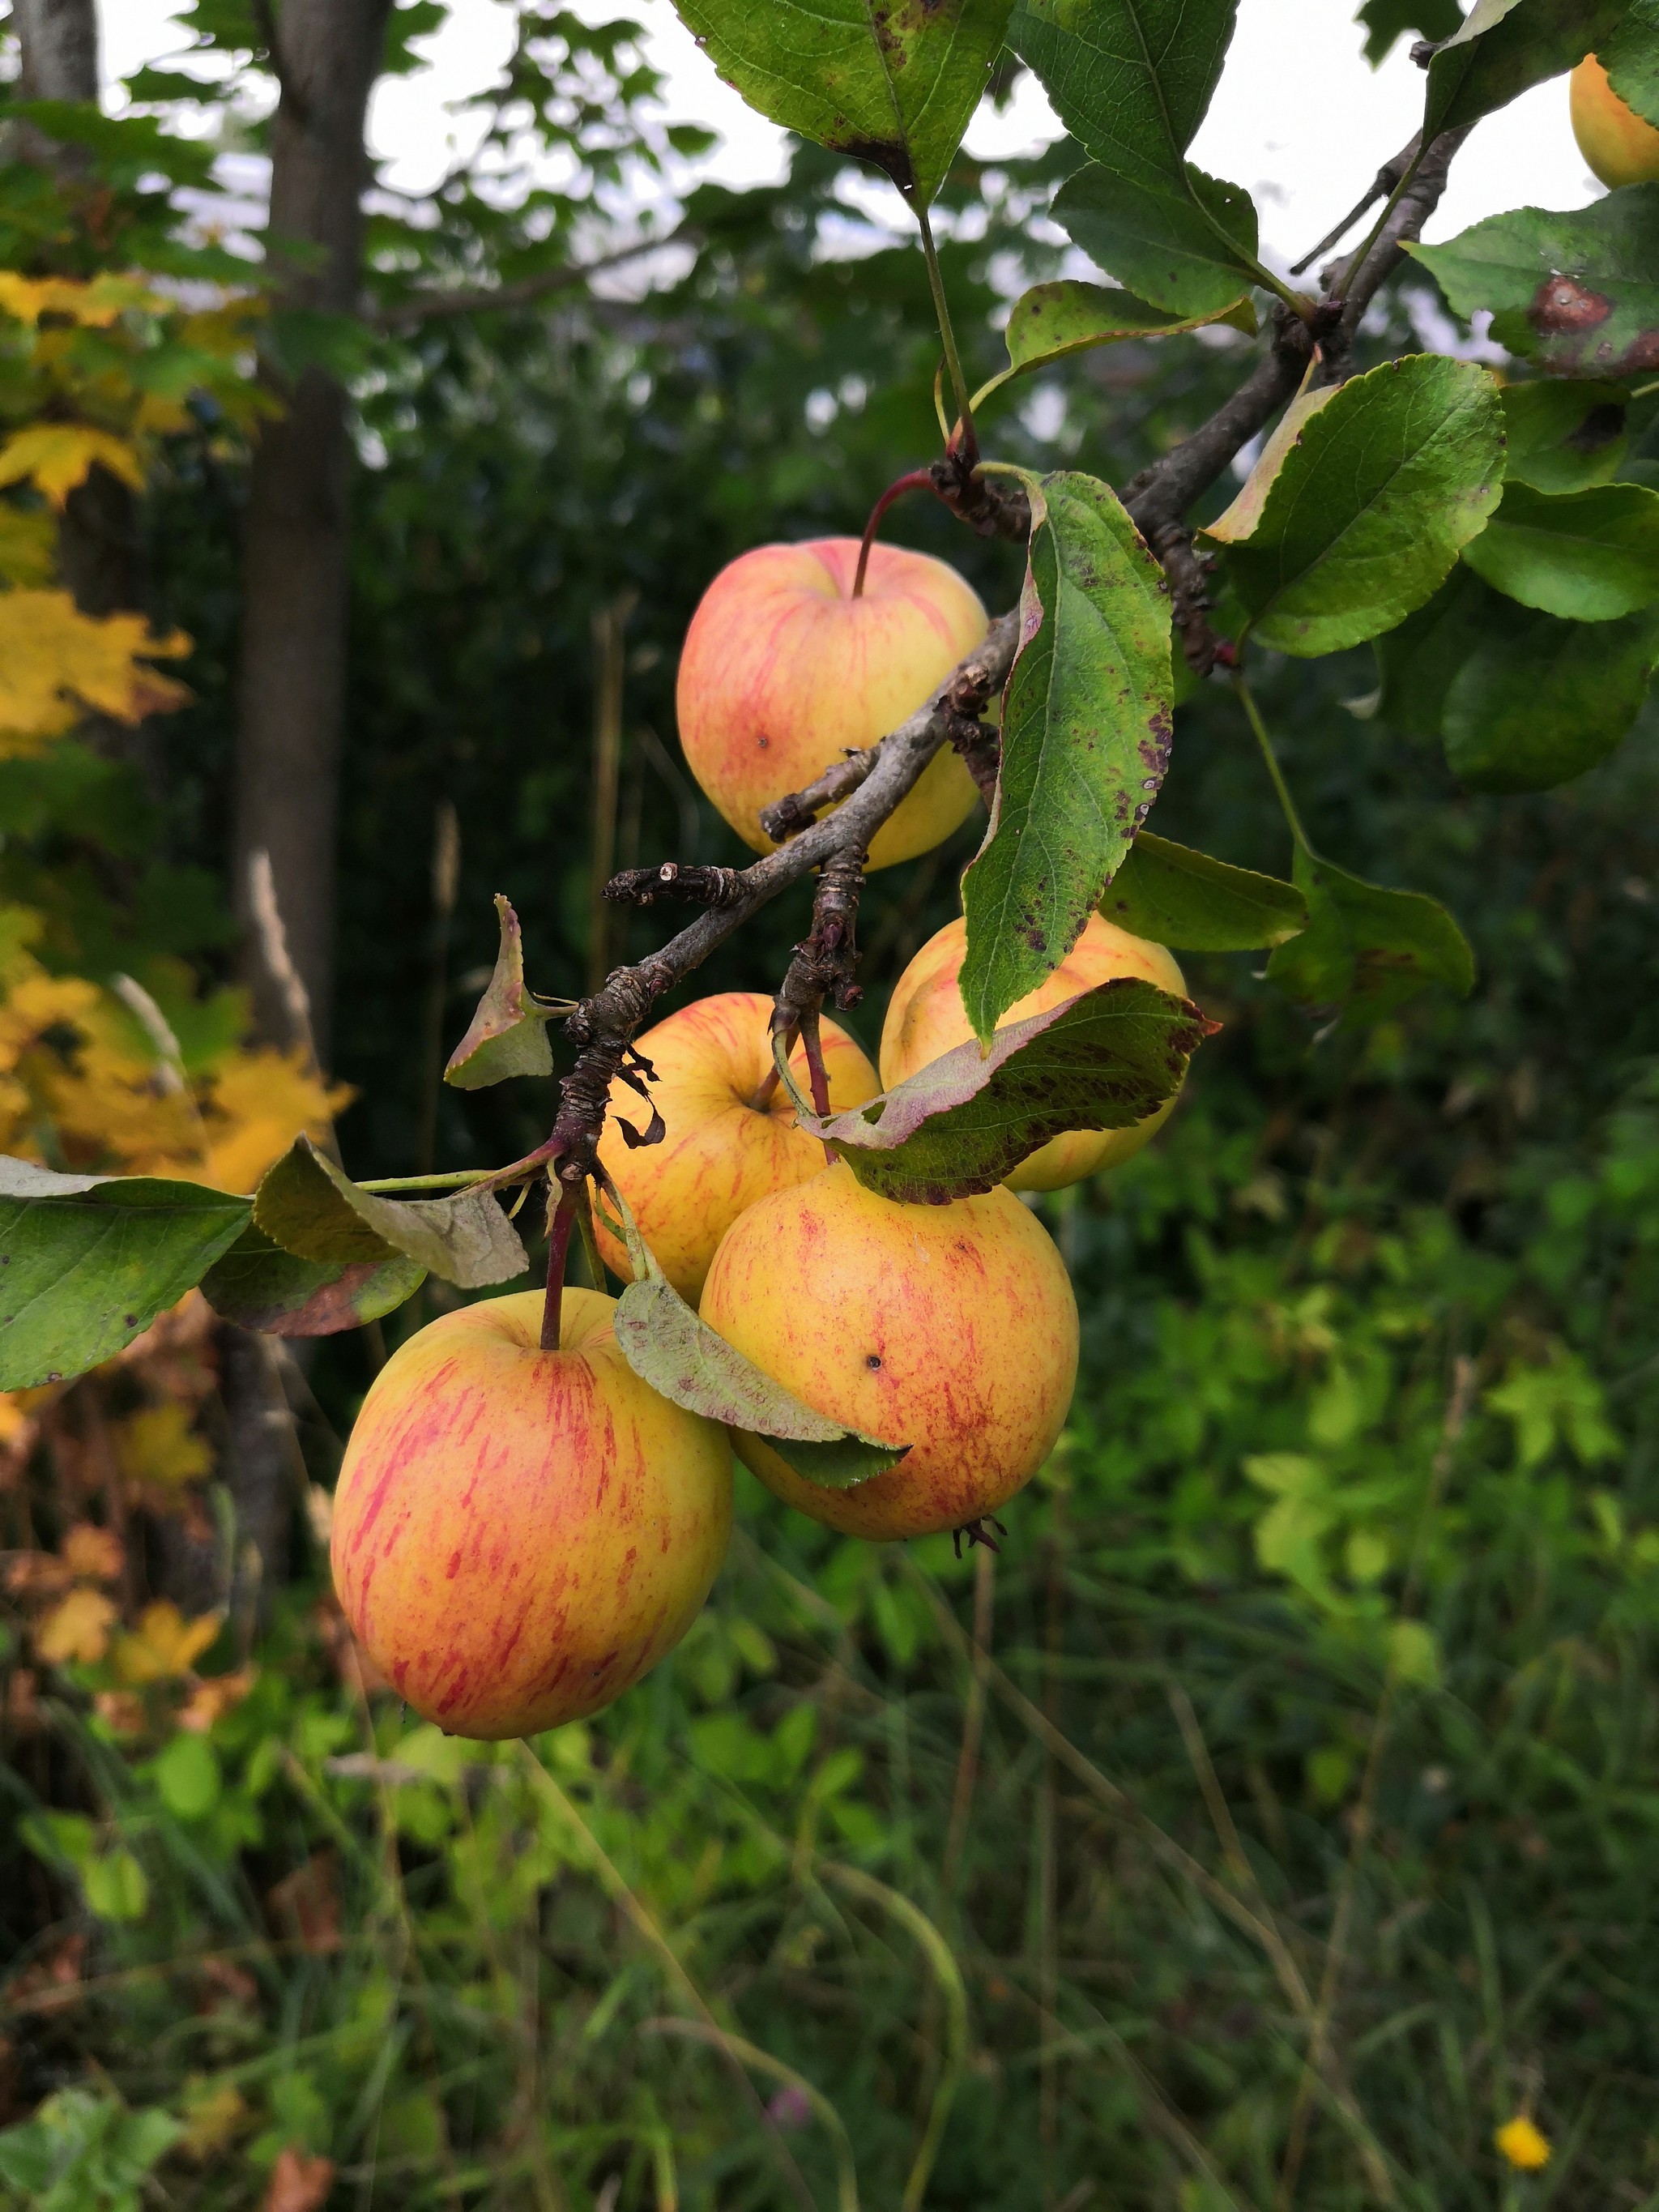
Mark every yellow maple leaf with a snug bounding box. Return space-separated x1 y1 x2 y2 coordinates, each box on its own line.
0 271 161 328
0 505 56 587
114 1402 213 1492
0 425 145 508
113 1600 222 1685
35 1586 118 1665
0 591 190 740
197 1048 352 1194
60 1523 125 1582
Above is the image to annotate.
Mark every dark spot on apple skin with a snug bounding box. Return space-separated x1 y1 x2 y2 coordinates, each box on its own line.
866 1353 882 1369
1530 276 1612 335
756 733 769 749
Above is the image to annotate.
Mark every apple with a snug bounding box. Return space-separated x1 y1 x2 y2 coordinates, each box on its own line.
1571 55 1659 187
676 537 987 870
700 1161 1077 1540
880 913 1189 1191
593 990 879 1304
331 1288 731 1739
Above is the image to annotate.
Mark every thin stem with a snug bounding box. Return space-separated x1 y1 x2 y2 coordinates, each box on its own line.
539 1181 579 1352
915 203 976 460
573 1175 608 1292
356 1168 495 1194
749 1018 796 1112
852 469 939 599
1337 143 1426 306
800 1010 832 1118
1233 671 1312 852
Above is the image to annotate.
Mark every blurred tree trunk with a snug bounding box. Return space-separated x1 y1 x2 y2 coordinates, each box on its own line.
232 0 390 1062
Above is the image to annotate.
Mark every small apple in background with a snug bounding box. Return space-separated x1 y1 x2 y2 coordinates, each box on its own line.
880 913 1189 1192
676 538 987 869
331 1289 731 1739
593 991 880 1303
1571 55 1659 187
700 1161 1078 1540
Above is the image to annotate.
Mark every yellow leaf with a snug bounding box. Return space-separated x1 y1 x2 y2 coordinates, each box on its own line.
35 1586 117 1665
178 1666 257 1733
178 2079 249 2160
0 505 57 587
0 1390 34 1446
0 271 162 327
61 1523 125 1582
114 1402 213 1492
0 426 144 508
197 1048 352 1194
0 591 190 738
113 1599 222 1685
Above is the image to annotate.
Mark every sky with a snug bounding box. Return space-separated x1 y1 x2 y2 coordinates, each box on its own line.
97 0 1603 276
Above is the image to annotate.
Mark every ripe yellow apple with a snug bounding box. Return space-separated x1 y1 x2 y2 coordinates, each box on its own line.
1571 55 1659 187
880 913 1189 1192
331 1289 731 1739
593 991 879 1304
700 1162 1077 1540
676 537 987 870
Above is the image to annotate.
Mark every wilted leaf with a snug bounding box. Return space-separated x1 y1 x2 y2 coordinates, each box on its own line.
0 425 144 507
1410 191 1659 380
977 279 1255 408
1200 380 1339 545
0 591 190 740
602 1183 907 1488
807 977 1215 1202
960 469 1173 1040
1100 831 1307 950
253 1138 527 1289
670 0 1013 206
1210 356 1505 655
445 895 560 1087
1266 845 1474 1020
60 1523 124 1582
201 1223 424 1336
0 1157 251 1390
1461 480 1659 621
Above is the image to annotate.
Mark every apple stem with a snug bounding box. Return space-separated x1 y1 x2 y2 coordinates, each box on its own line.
540 1180 581 1352
748 1024 793 1113
851 469 941 600
798 1011 836 1164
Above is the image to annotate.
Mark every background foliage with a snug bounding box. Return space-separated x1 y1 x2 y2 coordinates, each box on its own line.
3 5 1659 2209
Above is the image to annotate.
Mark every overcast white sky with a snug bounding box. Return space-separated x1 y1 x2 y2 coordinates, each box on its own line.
97 0 1601 274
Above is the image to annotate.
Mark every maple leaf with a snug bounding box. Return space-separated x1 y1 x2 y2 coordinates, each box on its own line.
60 1523 124 1582
0 591 190 741
0 425 144 507
0 271 161 327
113 1599 222 1685
35 1586 117 1664
114 1402 213 1492
197 1048 352 1194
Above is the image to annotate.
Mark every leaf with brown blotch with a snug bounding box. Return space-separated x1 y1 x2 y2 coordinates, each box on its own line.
200 1223 424 1335
445 895 569 1088
600 1180 907 1489
804 977 1218 1204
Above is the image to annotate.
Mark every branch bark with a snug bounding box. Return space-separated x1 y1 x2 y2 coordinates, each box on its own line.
232 0 391 1061
373 221 698 328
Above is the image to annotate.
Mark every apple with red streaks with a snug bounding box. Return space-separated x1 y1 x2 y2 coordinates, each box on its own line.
331 1289 731 1739
676 537 988 869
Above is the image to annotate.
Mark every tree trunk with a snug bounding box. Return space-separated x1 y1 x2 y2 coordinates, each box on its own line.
13 0 97 102
232 0 390 1061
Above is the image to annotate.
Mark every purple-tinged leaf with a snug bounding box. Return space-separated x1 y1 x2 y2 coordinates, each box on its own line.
445 895 570 1090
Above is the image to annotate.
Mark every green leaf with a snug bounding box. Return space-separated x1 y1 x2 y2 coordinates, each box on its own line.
961 469 1174 1041
807 976 1215 1202
1422 0 1621 139
253 1138 527 1288
1100 831 1309 950
0 1159 250 1390
1502 378 1629 494
668 0 1015 205
1461 480 1659 620
975 278 1256 408
601 1181 906 1489
1375 568 1659 788
445 894 564 1089
155 1733 221 1821
1355 0 1461 65
1606 0 1659 128
1051 159 1262 320
1409 190 1659 381
1208 354 1506 656
200 1223 424 1337
1443 600 1659 790
1266 845 1474 1021
1011 0 1264 316
83 1847 151 1923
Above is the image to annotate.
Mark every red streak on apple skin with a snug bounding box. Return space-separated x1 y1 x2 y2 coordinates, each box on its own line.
330 1289 732 1740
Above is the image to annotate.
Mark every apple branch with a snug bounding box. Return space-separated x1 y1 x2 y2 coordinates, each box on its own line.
544 610 1021 1190
602 862 748 910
